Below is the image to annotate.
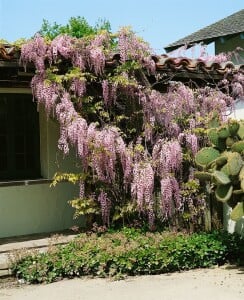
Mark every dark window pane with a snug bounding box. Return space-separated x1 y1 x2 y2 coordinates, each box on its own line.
0 154 7 171
0 136 7 153
26 135 34 150
0 97 7 112
15 154 26 170
15 135 25 153
26 154 35 168
0 97 7 135
14 121 25 134
0 117 7 134
0 93 40 179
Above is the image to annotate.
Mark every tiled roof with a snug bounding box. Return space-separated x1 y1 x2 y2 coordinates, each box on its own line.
0 44 243 88
108 54 244 78
164 9 244 52
154 55 240 72
0 44 18 60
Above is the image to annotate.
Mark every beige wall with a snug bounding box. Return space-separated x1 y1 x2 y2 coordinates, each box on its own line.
0 89 84 238
0 183 81 237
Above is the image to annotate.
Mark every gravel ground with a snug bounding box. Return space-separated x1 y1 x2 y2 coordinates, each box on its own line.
0 265 243 300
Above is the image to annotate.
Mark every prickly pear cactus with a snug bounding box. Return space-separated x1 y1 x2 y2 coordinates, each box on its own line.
195 119 244 221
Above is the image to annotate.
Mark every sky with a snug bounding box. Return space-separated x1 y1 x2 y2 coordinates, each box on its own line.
0 0 243 54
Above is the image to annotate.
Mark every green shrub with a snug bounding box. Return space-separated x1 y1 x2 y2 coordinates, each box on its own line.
10 229 243 283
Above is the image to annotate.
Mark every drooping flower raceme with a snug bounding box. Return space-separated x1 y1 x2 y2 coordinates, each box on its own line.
21 34 48 73
160 176 181 220
98 191 111 226
131 161 155 224
152 139 183 176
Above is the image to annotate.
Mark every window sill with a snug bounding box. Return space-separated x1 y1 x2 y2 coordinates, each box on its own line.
0 179 52 187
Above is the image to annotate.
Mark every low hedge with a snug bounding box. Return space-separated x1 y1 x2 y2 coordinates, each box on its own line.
10 229 243 283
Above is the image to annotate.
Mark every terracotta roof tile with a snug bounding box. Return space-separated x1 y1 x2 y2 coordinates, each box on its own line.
0 44 243 83
0 44 18 60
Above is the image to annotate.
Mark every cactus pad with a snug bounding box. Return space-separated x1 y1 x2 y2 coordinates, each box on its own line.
221 164 230 176
216 138 227 151
241 178 244 192
231 141 244 153
225 137 236 148
212 170 230 185
195 147 220 168
230 202 244 221
226 152 243 176
194 171 212 182
217 126 230 139
237 121 244 140
215 184 233 202
207 128 219 145
239 166 244 180
228 119 240 136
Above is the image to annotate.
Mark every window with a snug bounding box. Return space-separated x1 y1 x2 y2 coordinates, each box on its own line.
0 93 40 180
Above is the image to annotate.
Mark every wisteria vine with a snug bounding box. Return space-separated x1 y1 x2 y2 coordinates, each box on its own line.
20 28 243 229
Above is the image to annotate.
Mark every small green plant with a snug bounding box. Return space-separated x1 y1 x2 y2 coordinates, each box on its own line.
10 229 243 283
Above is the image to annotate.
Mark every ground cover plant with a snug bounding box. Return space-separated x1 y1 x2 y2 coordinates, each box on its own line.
17 17 243 230
9 228 243 283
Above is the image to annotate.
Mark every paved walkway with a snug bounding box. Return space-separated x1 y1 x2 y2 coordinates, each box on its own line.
0 231 77 277
0 266 243 300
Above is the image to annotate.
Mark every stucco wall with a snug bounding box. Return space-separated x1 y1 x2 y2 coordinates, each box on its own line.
0 182 81 237
0 90 84 238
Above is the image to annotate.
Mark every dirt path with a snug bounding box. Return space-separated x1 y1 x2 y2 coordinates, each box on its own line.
0 266 243 300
